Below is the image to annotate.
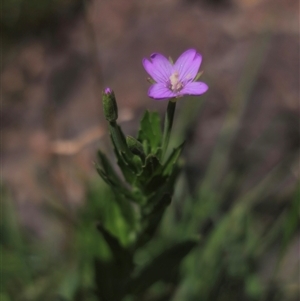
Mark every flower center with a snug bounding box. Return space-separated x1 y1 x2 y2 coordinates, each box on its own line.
169 71 183 93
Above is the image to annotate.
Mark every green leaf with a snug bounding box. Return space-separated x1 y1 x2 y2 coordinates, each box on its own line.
108 122 127 152
143 174 169 196
144 165 181 200
162 141 185 175
113 194 139 233
90 174 138 232
97 223 133 270
136 194 172 249
97 150 123 185
138 111 162 155
96 150 139 202
136 155 162 185
111 134 137 185
126 136 146 160
137 142 183 196
95 224 134 300
109 122 141 175
129 240 198 294
134 142 183 195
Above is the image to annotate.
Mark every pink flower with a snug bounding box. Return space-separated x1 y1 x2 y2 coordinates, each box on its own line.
104 87 112 94
143 49 208 100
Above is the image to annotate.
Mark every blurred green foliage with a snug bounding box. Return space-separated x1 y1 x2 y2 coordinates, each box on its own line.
1 139 298 301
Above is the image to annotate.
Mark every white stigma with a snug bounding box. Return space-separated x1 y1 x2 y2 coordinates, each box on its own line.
169 71 183 92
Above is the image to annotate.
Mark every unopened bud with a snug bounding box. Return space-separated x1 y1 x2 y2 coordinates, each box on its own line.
102 88 118 122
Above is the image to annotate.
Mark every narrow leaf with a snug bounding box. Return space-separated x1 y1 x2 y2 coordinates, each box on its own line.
97 151 139 202
136 194 172 249
129 240 198 294
136 155 162 185
138 111 162 155
162 141 185 175
96 223 133 270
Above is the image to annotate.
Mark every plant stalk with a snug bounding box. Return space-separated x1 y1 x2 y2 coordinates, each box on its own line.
162 99 177 160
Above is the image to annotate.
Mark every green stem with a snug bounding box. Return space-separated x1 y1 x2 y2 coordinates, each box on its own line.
162 99 177 160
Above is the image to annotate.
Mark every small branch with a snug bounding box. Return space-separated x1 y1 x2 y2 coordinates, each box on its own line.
51 126 104 155
51 109 133 155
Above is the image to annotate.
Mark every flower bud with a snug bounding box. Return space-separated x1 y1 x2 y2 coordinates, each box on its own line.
102 88 118 122
126 135 145 158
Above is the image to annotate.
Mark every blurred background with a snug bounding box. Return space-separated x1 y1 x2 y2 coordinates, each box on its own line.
1 0 299 300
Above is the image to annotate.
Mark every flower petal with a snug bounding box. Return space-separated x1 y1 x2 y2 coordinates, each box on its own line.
150 53 173 81
142 53 173 83
174 49 202 82
148 83 175 100
182 53 202 83
143 59 162 83
180 81 208 96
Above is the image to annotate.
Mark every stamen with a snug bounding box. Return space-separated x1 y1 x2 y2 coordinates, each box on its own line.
169 71 183 92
